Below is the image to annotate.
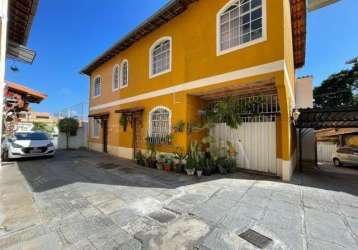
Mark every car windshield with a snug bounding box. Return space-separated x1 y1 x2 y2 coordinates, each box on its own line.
15 132 49 141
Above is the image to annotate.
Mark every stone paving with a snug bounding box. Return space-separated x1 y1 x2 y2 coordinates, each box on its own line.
0 150 357 250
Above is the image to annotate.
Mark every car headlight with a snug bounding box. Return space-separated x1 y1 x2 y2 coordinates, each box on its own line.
47 143 54 147
11 142 23 148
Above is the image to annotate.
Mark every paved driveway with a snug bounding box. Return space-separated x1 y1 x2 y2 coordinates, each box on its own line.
0 150 357 250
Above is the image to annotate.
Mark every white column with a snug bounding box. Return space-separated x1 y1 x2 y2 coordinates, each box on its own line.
0 0 9 162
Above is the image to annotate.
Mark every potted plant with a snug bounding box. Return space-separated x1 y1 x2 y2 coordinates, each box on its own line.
173 120 186 133
173 147 187 173
156 154 166 170
185 141 200 176
217 157 229 175
145 140 157 168
196 154 205 177
135 151 145 166
163 156 173 172
185 155 196 176
226 141 237 157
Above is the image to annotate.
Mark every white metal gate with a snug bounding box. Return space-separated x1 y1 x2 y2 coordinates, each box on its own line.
317 141 337 163
210 116 277 175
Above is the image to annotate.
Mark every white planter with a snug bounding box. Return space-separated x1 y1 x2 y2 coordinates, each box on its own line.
197 170 203 177
185 169 195 176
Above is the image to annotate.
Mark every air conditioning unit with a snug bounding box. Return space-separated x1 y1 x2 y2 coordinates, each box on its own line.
308 0 341 11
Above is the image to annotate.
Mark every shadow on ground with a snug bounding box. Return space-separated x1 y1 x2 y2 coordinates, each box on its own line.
15 149 358 197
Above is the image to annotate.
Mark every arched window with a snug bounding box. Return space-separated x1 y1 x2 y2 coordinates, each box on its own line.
93 75 102 97
149 37 172 78
112 65 120 91
217 0 265 55
149 106 171 137
120 60 129 88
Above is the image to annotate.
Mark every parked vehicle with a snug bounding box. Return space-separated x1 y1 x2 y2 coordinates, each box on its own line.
2 132 55 160
332 147 358 167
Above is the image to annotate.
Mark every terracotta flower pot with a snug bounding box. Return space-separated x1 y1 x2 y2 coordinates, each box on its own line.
164 164 171 172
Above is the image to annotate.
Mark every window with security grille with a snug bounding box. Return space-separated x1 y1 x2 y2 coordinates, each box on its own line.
152 40 170 76
121 61 128 87
150 108 170 137
92 118 100 138
113 65 120 90
93 76 101 97
219 0 263 52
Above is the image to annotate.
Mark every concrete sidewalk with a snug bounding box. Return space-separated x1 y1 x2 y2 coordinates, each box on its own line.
0 150 357 249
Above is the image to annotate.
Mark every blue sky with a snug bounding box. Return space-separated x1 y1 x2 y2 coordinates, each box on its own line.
5 0 358 113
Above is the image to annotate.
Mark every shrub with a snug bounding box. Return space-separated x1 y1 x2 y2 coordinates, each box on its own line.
58 118 79 150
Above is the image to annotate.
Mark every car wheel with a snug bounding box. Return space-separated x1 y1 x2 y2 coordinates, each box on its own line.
333 158 341 167
2 150 9 161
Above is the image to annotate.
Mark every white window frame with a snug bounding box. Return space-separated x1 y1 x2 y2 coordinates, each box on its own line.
120 59 129 88
93 75 102 98
91 118 100 138
149 36 172 79
112 64 120 91
216 0 267 56
148 106 172 137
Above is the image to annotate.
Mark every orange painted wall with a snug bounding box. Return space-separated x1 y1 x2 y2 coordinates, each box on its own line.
87 0 296 162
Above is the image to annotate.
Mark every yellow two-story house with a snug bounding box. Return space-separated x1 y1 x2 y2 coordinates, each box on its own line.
81 0 306 181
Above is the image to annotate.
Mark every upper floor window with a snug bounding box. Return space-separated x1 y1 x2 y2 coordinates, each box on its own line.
149 37 172 78
120 60 129 88
112 65 120 91
93 76 102 97
149 106 171 137
217 0 266 55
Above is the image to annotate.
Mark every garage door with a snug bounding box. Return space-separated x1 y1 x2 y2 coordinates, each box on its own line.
210 116 277 175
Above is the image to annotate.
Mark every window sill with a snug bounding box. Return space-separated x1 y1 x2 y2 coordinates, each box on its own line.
216 37 267 57
149 69 171 79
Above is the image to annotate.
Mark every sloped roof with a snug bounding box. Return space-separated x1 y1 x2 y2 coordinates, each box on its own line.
6 80 47 103
297 108 358 129
81 0 307 75
8 0 39 46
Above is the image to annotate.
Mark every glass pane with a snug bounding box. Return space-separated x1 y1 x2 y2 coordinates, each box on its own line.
251 28 262 40
251 8 262 20
251 0 262 9
221 12 230 24
241 13 250 25
240 2 250 14
251 18 262 30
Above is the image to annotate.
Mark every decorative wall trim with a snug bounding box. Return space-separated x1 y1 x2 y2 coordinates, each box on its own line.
284 62 295 107
90 60 286 111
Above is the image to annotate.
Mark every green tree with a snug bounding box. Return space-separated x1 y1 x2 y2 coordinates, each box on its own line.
58 118 79 150
314 63 358 108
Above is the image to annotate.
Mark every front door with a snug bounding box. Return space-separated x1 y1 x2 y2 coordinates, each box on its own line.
132 113 142 158
102 118 108 153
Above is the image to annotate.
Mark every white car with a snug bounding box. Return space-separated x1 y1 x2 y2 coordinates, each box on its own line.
2 132 55 160
332 147 358 167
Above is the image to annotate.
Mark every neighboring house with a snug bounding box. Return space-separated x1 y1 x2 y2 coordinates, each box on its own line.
315 128 358 163
81 0 308 181
4 80 47 134
0 0 39 157
316 128 358 147
16 111 58 134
